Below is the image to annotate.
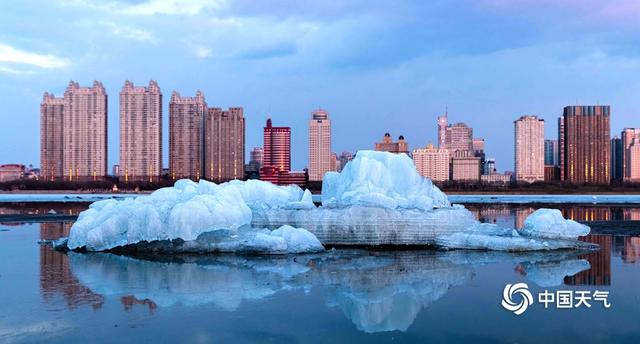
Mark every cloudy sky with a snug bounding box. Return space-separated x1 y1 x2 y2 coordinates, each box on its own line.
1 0 639 171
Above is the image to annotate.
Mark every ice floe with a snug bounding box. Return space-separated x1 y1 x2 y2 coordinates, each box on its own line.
62 150 594 253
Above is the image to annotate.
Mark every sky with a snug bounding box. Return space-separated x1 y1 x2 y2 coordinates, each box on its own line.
1 0 639 172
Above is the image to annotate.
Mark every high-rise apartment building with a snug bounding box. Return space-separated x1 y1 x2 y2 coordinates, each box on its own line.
62 81 108 180
169 91 206 180
559 106 611 184
514 115 544 183
40 92 64 180
204 107 245 181
412 144 450 182
621 128 640 182
119 80 162 182
308 109 332 181
375 133 409 154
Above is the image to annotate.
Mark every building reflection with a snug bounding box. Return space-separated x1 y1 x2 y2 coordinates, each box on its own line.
514 207 535 229
623 208 640 221
40 222 104 310
562 206 611 222
564 235 611 286
121 295 157 314
622 237 640 263
466 205 514 228
1 202 89 216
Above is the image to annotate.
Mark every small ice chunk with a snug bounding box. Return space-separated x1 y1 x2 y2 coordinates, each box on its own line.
270 225 323 253
521 209 590 239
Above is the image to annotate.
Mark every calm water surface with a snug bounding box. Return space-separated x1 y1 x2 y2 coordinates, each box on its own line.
1 203 640 343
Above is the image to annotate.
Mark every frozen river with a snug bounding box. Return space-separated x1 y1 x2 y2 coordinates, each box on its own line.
1 202 639 343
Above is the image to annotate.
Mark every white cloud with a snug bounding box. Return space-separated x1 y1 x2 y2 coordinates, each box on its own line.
120 0 226 16
63 0 227 16
90 21 156 42
194 46 213 58
0 43 69 72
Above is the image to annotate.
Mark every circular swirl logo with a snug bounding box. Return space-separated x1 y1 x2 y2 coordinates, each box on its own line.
501 283 533 315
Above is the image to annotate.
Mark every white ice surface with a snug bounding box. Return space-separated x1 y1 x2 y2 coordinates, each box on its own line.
170 225 324 254
521 209 590 239
434 209 594 251
65 151 592 252
67 179 314 251
321 150 450 210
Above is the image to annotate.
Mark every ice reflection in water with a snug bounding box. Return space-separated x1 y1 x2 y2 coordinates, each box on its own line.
65 249 591 333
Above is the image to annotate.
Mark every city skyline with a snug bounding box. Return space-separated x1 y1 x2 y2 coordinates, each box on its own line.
34 79 638 185
2 1 639 171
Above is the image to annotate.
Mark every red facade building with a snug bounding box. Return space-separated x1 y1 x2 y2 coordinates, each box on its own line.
260 119 306 186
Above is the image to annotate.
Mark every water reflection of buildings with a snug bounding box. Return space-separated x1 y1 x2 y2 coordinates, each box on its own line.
514 207 535 229
623 208 640 221
40 223 104 309
465 205 640 229
467 205 514 228
621 237 640 263
562 207 611 222
2 202 88 216
564 235 612 286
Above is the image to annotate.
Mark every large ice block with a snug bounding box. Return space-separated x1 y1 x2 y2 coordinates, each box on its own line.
66 178 312 251
63 150 594 252
251 205 477 246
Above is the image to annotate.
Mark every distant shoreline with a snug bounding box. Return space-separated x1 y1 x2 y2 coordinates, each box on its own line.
2 189 640 195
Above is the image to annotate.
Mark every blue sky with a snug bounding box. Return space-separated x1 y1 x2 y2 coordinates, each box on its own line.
1 0 639 172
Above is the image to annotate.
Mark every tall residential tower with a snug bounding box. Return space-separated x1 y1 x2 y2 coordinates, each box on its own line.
514 115 545 183
119 80 162 182
62 81 108 180
204 107 245 181
40 93 64 180
169 91 206 180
